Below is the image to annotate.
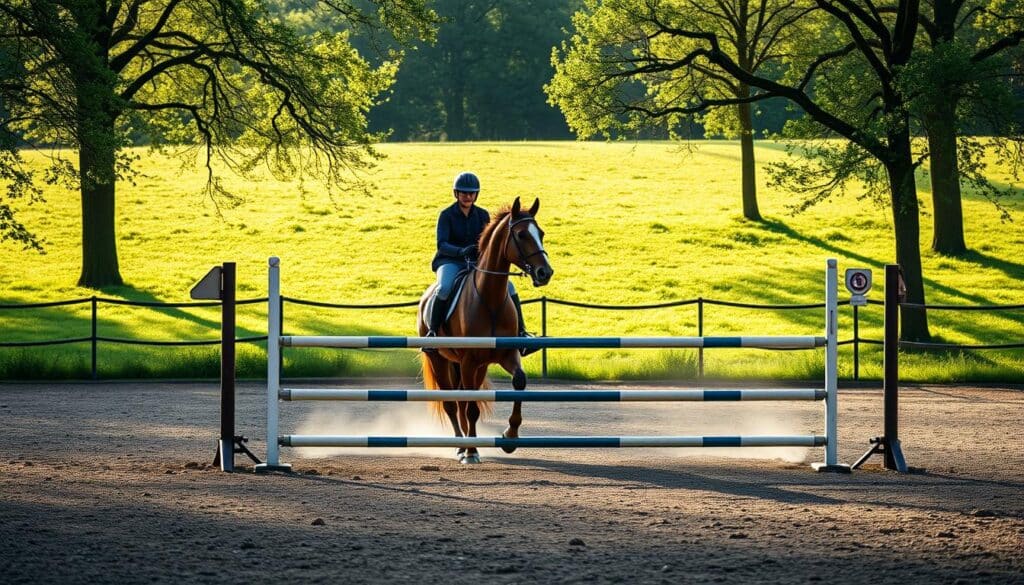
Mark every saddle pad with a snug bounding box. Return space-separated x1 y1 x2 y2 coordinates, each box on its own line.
422 269 471 332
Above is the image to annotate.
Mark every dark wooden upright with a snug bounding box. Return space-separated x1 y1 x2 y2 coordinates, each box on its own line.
220 263 237 471
853 264 908 472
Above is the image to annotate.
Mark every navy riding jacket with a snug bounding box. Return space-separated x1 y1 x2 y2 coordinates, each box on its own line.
432 202 490 271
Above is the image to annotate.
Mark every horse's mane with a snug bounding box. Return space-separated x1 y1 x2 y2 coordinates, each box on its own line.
478 204 527 249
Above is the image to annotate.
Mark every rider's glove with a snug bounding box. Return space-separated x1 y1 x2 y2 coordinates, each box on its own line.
459 245 478 260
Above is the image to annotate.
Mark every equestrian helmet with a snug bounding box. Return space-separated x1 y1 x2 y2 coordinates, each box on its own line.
453 171 481 193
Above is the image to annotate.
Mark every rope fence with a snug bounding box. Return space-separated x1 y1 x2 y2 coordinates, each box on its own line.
1 294 1021 379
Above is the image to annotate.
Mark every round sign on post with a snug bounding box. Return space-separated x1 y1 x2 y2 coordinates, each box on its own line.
845 268 872 306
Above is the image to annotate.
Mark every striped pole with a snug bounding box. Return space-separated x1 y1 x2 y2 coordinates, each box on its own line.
281 335 825 350
280 388 827 402
255 257 291 473
282 435 827 448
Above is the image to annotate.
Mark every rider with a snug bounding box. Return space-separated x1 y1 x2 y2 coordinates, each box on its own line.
427 171 530 348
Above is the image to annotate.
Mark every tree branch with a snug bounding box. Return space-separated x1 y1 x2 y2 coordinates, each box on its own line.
972 31 1024 63
109 0 185 73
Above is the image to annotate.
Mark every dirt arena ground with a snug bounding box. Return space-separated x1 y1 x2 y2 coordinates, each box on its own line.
1 380 1021 584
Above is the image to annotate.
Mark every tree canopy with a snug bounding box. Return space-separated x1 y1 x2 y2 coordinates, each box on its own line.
547 0 815 221
0 0 436 286
369 0 579 141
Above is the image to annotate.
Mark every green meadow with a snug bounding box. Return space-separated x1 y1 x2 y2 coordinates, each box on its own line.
2 141 1023 382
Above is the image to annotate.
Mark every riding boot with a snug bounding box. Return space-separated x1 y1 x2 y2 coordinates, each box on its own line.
423 297 448 353
510 293 537 356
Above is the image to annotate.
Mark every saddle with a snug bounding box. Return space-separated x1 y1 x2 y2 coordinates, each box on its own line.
422 268 472 333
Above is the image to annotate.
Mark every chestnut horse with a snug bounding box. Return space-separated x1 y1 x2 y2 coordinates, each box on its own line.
417 197 554 464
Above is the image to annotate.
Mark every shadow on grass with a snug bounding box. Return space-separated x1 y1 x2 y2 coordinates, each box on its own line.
753 217 1024 322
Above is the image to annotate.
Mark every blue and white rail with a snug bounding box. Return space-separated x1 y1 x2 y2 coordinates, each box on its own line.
255 257 844 473
282 335 825 349
281 388 827 402
281 435 827 448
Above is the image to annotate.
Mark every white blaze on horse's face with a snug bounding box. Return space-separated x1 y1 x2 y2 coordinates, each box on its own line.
526 222 545 255
511 217 552 287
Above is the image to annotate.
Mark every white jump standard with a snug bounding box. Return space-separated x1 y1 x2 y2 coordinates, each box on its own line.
255 257 849 473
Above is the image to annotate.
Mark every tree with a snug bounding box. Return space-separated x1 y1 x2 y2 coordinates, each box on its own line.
1 39 45 253
547 0 813 221
911 0 1024 256
369 0 576 141
0 0 435 287
549 0 942 340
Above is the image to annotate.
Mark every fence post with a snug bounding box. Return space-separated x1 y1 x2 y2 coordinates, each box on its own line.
853 304 860 381
91 296 98 380
541 296 548 380
697 297 704 380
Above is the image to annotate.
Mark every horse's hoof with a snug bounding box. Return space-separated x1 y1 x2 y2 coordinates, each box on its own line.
512 369 527 390
460 453 481 465
501 430 518 454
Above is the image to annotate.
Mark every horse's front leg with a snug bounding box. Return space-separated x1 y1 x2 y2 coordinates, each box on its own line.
457 362 489 464
498 352 526 454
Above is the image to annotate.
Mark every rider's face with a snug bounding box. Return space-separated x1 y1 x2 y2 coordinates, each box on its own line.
455 190 478 209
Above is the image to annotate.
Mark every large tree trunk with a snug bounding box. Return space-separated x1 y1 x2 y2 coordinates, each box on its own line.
75 82 123 288
737 88 761 221
886 136 930 342
925 102 967 255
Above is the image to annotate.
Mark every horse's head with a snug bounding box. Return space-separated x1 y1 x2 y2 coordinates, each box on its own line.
507 197 553 287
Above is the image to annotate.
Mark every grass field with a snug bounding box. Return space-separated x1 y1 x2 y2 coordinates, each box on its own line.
2 141 1023 382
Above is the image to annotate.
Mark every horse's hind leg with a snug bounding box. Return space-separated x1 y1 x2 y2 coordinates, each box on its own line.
430 359 464 460
457 363 489 464
498 354 526 454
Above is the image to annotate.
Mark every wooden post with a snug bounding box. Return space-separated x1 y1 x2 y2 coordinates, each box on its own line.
219 263 236 472
852 264 908 472
193 262 260 472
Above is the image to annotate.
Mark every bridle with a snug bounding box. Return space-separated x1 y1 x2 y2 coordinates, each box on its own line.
469 214 548 279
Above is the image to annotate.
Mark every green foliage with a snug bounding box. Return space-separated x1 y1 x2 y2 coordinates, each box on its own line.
0 148 45 252
369 0 577 140
547 0 807 140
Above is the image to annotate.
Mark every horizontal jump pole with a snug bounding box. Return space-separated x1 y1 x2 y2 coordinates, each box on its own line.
281 435 827 448
280 335 826 350
281 388 827 402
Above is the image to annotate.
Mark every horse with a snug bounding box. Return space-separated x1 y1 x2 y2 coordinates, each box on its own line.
417 197 554 464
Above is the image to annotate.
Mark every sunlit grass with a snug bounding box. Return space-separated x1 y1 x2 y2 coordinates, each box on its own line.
2 141 1022 381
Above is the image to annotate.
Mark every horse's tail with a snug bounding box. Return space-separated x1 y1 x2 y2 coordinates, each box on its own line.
421 354 494 425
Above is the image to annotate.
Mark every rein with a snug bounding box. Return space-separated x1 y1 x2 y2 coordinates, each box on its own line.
469 263 527 278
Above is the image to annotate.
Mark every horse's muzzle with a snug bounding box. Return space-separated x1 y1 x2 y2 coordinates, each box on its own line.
532 264 553 287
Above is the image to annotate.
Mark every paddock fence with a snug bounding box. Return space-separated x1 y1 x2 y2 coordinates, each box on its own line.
2 295 1022 380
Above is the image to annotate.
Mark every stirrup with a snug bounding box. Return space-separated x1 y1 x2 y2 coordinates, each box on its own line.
422 329 438 353
519 331 538 357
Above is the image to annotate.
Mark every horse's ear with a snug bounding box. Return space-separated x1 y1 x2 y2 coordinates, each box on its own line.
529 198 540 216
512 197 521 216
